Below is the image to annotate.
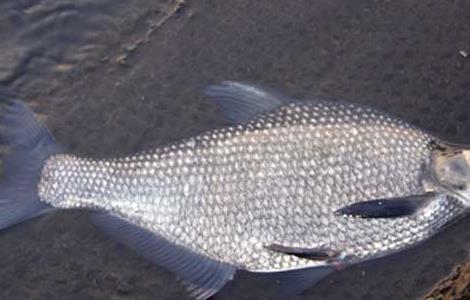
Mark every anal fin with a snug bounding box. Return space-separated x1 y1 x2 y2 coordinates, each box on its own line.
90 213 236 300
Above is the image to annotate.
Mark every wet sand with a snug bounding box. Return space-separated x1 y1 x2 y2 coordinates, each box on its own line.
425 260 470 300
1 0 470 299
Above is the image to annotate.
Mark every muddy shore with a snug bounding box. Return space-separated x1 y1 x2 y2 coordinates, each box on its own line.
1 0 470 299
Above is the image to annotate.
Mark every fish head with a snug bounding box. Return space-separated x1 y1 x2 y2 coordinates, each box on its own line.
431 145 470 204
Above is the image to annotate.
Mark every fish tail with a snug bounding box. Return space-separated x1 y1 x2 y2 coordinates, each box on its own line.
0 100 61 230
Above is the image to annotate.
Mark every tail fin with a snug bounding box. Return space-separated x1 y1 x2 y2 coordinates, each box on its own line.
0 100 61 230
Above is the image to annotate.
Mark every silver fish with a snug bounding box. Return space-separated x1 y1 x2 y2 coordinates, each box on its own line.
1 81 470 299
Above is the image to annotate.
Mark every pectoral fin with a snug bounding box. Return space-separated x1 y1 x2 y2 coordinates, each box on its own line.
265 243 339 261
335 192 439 219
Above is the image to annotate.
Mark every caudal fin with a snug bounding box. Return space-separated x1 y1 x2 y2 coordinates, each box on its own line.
0 100 61 230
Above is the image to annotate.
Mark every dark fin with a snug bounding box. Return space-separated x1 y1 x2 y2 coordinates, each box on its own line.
205 81 294 123
430 139 470 153
334 192 438 219
0 100 60 230
265 243 339 261
266 266 334 299
91 213 236 300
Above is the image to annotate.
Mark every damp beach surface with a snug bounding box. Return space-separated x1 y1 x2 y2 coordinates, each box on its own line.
1 1 470 299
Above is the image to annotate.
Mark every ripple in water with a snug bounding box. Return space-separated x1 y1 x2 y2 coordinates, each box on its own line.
0 0 182 98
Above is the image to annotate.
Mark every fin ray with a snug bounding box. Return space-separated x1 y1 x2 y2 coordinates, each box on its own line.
205 81 295 123
91 213 236 300
265 243 339 261
335 192 439 218
0 100 60 230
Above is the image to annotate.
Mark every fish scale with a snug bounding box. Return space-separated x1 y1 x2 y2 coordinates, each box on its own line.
38 99 464 271
2 82 469 299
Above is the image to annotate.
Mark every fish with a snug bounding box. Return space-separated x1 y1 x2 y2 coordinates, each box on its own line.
1 81 470 299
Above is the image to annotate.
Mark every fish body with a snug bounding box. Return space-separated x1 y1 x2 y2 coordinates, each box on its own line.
2 82 470 299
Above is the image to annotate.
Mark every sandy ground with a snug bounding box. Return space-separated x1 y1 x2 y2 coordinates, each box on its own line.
425 260 470 300
1 0 470 299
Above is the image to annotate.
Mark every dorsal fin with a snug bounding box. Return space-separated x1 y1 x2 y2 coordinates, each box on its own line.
205 81 295 123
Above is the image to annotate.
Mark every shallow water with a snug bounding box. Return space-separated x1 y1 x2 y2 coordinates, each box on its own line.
1 0 470 299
